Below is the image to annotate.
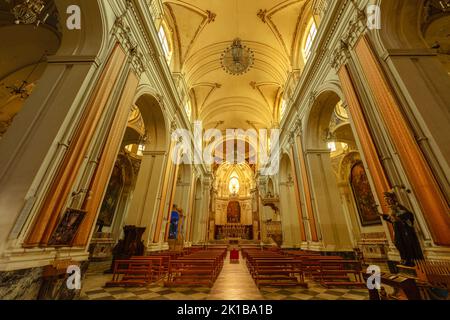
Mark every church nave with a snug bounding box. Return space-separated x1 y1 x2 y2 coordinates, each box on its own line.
80 251 368 301
0 0 449 303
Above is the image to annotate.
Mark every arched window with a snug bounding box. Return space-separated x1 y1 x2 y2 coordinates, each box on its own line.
229 172 240 194
158 24 172 63
280 98 288 119
184 101 192 121
327 141 337 152
303 20 317 62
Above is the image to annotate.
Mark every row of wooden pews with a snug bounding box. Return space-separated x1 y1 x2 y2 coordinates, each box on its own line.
106 250 190 287
243 249 307 288
243 248 365 288
283 250 365 288
164 248 227 288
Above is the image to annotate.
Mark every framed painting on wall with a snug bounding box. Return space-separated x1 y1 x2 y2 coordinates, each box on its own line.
97 164 124 227
227 201 241 224
350 161 382 226
48 208 87 246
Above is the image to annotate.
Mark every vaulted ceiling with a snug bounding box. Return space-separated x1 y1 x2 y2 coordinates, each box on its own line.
162 0 313 130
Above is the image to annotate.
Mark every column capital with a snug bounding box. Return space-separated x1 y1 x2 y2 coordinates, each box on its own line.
330 6 367 70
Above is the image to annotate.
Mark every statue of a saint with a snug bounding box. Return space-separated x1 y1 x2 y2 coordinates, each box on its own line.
169 205 180 240
380 191 424 266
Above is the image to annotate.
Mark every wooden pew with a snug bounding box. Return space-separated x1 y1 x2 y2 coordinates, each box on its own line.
415 259 450 290
130 256 165 281
252 259 307 288
317 260 365 288
244 250 309 287
282 250 321 257
164 249 227 287
244 249 364 288
165 259 218 287
298 256 344 278
105 260 153 287
247 256 294 276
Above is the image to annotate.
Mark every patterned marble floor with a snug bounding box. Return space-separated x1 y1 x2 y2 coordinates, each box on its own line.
206 257 263 300
80 257 369 301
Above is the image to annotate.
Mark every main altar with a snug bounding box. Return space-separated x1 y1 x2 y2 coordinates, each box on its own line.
209 163 260 243
215 223 253 240
213 197 254 241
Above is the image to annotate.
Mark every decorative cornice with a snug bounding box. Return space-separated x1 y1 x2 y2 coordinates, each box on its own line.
113 5 147 75
288 131 295 147
308 90 317 107
155 93 165 110
293 117 303 137
330 6 367 70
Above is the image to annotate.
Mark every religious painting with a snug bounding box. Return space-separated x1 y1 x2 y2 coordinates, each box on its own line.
350 162 381 226
227 201 241 224
48 209 87 246
98 164 124 227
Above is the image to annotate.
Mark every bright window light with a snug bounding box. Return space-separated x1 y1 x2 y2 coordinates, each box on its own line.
185 101 192 121
327 141 337 152
280 99 288 119
304 21 317 61
158 25 172 63
229 177 240 194
138 144 145 156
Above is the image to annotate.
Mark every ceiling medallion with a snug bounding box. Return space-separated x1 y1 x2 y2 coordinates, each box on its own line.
221 38 255 76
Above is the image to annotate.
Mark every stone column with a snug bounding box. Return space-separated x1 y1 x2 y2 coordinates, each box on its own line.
163 162 181 242
202 177 212 243
23 44 127 246
381 48 450 199
355 36 450 246
152 139 176 245
189 181 203 243
305 148 353 251
125 149 168 249
168 168 193 242
295 135 319 242
337 182 359 248
257 176 268 242
289 143 307 242
183 175 196 246
279 181 294 247
74 70 140 246
338 65 394 238
251 188 260 241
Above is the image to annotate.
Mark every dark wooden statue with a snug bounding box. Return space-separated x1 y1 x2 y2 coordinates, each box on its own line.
106 225 146 273
381 192 424 266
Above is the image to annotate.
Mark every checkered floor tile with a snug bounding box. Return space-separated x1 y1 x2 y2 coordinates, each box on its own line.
259 281 368 300
80 258 369 301
81 283 212 300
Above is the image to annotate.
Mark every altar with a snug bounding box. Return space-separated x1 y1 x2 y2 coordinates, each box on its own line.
213 196 255 241
215 223 253 240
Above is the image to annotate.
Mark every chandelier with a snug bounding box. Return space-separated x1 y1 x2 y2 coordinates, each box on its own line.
221 38 255 76
10 0 49 26
427 0 450 12
4 53 46 99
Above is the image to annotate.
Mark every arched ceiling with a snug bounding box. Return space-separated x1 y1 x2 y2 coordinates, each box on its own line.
162 0 312 130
